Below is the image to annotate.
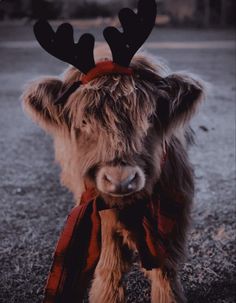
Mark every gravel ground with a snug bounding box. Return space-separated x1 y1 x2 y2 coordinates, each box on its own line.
0 25 235 303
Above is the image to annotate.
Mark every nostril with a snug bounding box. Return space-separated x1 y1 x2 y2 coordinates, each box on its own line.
121 173 139 190
133 173 138 181
124 173 138 185
104 174 113 184
127 173 138 184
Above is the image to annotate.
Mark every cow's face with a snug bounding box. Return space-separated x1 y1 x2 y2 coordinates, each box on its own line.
22 55 204 204
66 75 158 201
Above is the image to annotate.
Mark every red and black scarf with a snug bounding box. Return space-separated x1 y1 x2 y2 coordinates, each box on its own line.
42 184 184 303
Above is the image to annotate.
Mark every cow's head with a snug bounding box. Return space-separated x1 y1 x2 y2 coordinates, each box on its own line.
22 53 204 205
22 0 204 206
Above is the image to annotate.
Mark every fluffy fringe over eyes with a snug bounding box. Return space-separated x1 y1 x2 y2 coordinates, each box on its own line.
64 73 158 154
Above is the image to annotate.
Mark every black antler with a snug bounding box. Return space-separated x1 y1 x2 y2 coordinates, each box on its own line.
103 0 157 67
34 20 96 74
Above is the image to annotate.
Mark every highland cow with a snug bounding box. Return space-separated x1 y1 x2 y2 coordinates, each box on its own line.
22 1 205 302
22 50 204 303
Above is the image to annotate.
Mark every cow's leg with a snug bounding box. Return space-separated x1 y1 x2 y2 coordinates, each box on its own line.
145 268 176 303
89 209 129 303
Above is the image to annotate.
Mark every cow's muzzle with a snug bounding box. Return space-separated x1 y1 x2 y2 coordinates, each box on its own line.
96 165 145 197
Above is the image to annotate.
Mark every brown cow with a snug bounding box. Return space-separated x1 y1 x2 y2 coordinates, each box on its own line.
22 49 204 303
22 1 205 302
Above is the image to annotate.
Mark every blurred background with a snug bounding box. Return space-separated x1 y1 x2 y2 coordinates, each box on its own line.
0 1 235 303
0 0 235 27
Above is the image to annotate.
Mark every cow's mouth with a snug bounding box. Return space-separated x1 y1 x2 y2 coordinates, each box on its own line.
98 188 149 209
100 188 140 198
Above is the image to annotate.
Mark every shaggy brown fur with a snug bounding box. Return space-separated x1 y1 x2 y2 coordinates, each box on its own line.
22 49 204 302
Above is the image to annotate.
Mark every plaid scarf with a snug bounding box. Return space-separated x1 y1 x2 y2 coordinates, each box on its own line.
43 185 184 303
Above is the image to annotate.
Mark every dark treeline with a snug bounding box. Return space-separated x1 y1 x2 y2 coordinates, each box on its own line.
0 0 235 27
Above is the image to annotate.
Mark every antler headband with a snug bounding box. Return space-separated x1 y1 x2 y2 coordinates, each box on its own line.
34 0 157 105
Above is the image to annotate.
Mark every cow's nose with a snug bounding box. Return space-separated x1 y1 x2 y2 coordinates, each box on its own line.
104 172 137 193
96 166 145 197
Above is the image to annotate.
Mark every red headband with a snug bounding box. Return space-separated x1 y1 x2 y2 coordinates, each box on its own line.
82 61 133 84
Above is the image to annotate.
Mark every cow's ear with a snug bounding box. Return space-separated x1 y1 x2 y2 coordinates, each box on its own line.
22 77 65 131
156 73 205 131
